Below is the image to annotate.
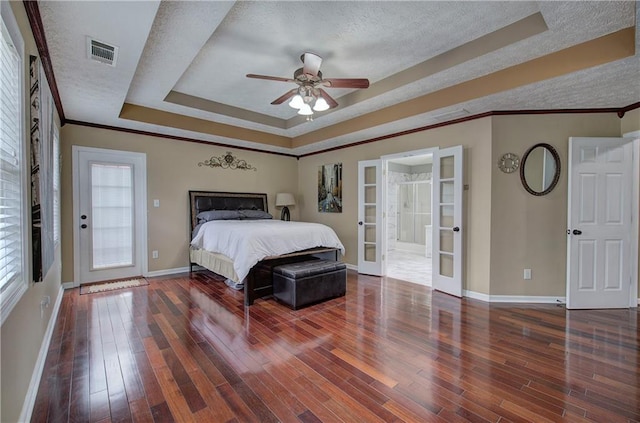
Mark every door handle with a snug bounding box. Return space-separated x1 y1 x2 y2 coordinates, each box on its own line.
452 226 460 232
81 224 87 229
358 221 363 226
572 229 582 235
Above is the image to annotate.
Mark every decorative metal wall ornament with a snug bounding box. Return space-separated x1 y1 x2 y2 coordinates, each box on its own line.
198 151 257 171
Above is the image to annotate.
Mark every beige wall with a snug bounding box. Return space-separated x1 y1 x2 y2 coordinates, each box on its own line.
60 125 299 282
1 3 62 423
490 113 622 296
621 108 640 135
297 118 494 294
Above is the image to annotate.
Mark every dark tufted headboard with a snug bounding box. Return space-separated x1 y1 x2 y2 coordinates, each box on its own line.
189 191 268 231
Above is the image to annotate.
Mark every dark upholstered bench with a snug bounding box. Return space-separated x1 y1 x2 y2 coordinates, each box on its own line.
273 259 347 309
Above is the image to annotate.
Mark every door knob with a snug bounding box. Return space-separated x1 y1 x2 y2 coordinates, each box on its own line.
452 226 460 232
81 224 87 229
358 221 363 226
572 229 582 235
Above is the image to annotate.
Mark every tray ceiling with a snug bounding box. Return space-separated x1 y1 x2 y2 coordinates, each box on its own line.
38 1 639 155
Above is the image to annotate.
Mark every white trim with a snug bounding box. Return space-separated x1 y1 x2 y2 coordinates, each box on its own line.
62 281 75 290
463 290 565 304
623 130 640 138
18 285 64 423
144 267 191 278
72 146 148 284
344 263 358 271
631 137 639 307
463 289 490 302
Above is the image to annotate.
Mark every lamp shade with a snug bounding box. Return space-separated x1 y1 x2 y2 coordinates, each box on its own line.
275 193 295 207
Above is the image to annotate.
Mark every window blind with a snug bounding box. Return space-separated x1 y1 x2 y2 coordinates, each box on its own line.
0 16 25 321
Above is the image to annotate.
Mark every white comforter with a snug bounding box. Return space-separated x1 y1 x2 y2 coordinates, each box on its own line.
190 220 345 282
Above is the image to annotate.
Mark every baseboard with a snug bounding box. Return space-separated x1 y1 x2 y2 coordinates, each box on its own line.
463 289 491 302
145 266 192 278
62 281 76 289
464 290 565 304
344 263 358 271
18 285 64 423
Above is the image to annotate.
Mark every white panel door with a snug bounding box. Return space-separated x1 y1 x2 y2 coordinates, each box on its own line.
74 147 147 284
432 146 463 297
358 160 382 275
567 137 633 309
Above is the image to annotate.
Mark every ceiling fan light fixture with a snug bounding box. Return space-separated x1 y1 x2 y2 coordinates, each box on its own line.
313 97 329 112
298 103 313 115
289 94 304 109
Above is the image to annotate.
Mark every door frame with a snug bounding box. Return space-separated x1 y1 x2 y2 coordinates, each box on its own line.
565 135 639 308
381 148 437 282
72 146 148 286
628 131 639 307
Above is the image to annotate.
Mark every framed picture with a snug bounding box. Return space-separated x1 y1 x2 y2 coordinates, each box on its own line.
318 163 342 213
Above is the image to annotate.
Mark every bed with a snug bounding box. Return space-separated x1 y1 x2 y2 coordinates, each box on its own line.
188 191 345 305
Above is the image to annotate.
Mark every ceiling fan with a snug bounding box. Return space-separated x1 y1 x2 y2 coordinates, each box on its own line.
246 52 370 118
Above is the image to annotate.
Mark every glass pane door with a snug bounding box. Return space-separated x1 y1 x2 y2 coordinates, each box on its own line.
432 146 463 297
358 160 382 275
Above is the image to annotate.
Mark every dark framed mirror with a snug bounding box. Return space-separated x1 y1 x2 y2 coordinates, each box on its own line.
520 143 561 196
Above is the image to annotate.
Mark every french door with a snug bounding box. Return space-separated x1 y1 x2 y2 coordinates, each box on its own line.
357 160 382 275
432 146 464 297
566 137 635 308
73 147 147 284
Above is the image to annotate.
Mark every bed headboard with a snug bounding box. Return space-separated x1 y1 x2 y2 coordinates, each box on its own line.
188 191 268 230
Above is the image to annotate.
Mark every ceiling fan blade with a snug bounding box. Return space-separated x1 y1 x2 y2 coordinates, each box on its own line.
324 78 370 89
246 74 294 83
318 88 339 109
270 89 298 105
302 52 322 77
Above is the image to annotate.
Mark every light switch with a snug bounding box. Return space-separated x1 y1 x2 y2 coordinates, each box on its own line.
153 199 160 208
524 269 532 280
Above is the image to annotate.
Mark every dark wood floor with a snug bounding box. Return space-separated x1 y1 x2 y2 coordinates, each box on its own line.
32 270 639 423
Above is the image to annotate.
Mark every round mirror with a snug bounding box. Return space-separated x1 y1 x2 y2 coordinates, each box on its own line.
520 143 560 196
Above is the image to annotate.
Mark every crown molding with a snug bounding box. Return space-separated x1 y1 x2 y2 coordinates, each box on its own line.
23 0 65 124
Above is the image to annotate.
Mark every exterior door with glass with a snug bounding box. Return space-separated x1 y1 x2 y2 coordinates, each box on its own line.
73 147 147 284
357 159 383 275
432 146 464 297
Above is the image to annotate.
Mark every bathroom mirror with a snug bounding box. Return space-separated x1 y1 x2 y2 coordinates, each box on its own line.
520 143 560 196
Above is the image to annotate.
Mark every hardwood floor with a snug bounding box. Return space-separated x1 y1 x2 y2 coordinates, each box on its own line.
32 270 639 422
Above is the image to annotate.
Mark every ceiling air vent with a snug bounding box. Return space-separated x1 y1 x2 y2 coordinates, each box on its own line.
87 37 118 67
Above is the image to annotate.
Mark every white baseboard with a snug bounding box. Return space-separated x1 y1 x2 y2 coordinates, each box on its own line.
62 281 75 289
19 285 64 423
344 263 358 271
145 266 192 278
464 290 565 304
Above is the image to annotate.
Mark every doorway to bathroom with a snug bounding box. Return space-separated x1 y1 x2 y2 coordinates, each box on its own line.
384 150 434 286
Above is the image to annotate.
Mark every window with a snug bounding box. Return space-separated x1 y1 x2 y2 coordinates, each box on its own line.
1 3 27 324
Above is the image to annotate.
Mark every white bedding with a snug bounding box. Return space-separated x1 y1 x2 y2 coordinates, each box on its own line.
190 220 345 282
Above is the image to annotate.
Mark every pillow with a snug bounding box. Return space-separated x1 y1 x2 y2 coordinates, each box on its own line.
239 210 273 220
197 210 242 222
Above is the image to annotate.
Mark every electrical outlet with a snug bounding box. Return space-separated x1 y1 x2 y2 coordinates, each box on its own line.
524 269 532 280
152 250 159 259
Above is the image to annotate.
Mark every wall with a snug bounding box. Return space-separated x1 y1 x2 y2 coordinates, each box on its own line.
0 3 62 422
490 113 621 296
297 118 493 295
60 125 299 282
621 108 640 135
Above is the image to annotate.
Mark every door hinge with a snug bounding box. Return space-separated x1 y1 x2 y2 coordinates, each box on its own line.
382 254 385 261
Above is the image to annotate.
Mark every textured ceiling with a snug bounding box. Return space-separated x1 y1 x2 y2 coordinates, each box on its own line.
38 1 639 155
